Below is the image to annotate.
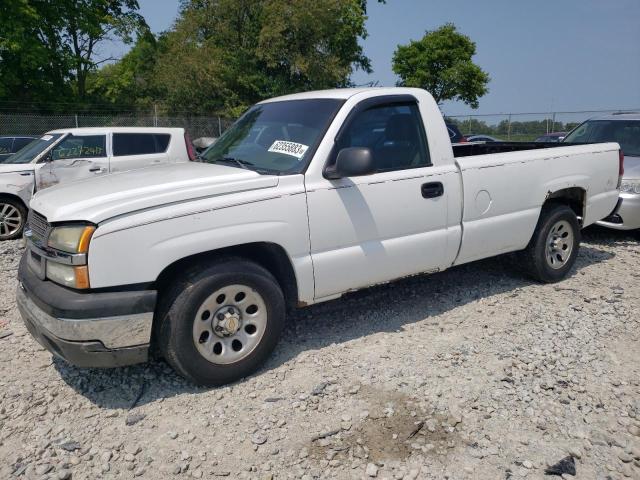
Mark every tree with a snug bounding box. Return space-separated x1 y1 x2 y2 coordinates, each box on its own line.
0 0 71 108
0 0 145 109
55 0 146 101
392 23 489 109
154 0 372 116
87 27 161 108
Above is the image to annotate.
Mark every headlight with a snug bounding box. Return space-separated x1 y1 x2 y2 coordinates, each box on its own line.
46 262 90 289
620 180 640 195
47 225 95 253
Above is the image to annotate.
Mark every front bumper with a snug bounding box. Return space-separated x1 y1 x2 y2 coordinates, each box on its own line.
597 192 640 230
17 254 156 368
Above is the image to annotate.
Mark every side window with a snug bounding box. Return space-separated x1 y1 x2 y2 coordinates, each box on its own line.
337 103 431 172
0 138 13 155
113 133 170 156
12 137 34 152
51 135 106 160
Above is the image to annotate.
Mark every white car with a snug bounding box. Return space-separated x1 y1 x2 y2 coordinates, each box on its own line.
0 127 195 240
17 88 622 385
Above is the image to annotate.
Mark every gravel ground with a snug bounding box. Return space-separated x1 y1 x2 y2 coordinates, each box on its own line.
1 228 639 480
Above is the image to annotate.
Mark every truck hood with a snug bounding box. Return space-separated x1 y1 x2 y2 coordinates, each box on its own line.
30 162 279 224
0 163 36 174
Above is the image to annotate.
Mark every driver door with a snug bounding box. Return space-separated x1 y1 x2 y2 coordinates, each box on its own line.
36 134 109 191
306 98 457 299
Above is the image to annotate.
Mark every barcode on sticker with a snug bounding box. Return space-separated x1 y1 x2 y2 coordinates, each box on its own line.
268 140 309 159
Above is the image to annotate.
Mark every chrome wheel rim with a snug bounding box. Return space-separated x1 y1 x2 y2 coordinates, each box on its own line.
546 220 574 269
0 203 23 239
192 284 267 365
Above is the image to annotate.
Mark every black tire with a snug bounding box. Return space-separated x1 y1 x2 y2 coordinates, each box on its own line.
157 258 285 386
519 204 581 283
0 196 27 241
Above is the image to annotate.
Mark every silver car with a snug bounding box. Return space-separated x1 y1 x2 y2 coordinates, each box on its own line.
564 113 640 232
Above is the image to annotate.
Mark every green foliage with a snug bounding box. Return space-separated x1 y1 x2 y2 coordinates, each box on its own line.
0 0 71 107
1 0 380 114
154 0 372 116
0 0 145 110
392 23 489 109
87 28 161 108
55 0 146 100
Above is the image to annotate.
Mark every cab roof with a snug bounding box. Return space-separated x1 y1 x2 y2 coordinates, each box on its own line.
588 112 640 121
258 87 426 104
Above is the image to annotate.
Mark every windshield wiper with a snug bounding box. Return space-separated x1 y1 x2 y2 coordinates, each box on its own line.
217 156 253 170
213 156 279 175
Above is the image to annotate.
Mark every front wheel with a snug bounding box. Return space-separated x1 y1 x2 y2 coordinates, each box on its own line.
0 197 27 241
519 204 581 283
157 258 285 386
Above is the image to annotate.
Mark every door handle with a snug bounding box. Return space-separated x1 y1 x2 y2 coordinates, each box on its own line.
421 181 444 198
89 167 106 173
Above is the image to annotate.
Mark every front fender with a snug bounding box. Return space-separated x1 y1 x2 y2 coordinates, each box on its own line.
87 184 314 303
1 170 35 206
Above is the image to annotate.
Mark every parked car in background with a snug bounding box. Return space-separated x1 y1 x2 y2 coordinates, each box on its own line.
0 127 194 240
17 87 621 385
563 113 640 232
534 132 567 143
466 134 501 142
0 136 38 162
446 123 467 143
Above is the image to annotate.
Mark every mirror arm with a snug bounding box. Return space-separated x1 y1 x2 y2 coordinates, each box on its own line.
323 164 341 180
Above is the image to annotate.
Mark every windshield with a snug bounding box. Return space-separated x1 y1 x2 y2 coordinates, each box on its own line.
3 133 64 164
201 99 344 174
564 120 640 157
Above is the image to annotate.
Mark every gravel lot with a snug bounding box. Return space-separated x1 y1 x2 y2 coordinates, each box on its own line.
1 228 639 480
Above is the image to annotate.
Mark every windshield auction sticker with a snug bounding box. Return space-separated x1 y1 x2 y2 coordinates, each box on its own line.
268 140 309 159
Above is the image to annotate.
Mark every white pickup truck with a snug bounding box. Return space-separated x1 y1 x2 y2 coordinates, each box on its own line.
17 88 623 386
0 127 194 240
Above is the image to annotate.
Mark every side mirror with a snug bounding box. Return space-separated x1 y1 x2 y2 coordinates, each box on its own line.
324 147 374 179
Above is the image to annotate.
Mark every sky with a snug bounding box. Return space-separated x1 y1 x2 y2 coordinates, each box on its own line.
124 0 640 116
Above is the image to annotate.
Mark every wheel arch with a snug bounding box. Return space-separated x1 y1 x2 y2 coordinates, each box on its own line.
0 193 28 239
154 241 300 311
542 187 586 225
0 192 28 210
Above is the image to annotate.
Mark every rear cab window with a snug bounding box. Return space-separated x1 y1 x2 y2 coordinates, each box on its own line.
113 133 171 156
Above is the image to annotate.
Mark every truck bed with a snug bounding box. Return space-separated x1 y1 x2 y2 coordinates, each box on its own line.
451 141 621 265
453 141 582 158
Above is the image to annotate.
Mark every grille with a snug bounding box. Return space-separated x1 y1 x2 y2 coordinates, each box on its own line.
27 210 50 245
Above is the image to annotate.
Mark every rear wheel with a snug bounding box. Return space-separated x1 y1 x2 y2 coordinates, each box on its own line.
0 197 27 241
157 258 285 386
520 204 581 283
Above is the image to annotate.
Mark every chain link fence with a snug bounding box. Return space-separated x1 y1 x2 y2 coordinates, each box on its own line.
0 112 235 140
3 108 639 143
446 108 640 142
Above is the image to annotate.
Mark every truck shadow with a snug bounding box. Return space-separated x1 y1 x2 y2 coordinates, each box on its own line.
53 229 629 410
